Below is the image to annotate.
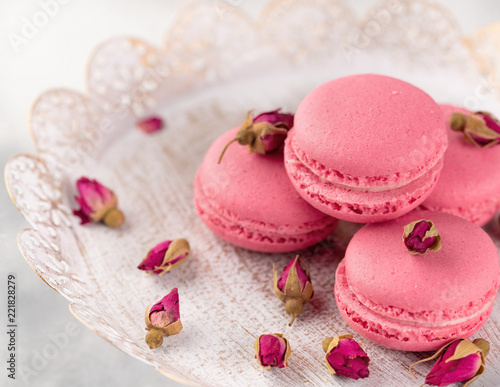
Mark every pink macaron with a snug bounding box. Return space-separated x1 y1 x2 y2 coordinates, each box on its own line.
284 74 448 223
193 127 338 253
421 104 500 225
335 210 499 351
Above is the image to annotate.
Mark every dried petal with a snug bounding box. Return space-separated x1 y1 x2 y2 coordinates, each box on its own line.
254 109 294 129
137 116 164 133
409 338 489 387
138 239 190 275
253 123 288 154
273 255 314 326
144 288 183 349
218 109 294 163
277 256 310 293
254 333 291 370
403 219 442 255
72 177 124 227
323 335 370 380
450 111 500 148
149 288 180 328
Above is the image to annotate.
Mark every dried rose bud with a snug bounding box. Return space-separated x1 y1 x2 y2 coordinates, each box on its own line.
218 109 294 163
450 111 500 148
403 219 442 255
254 333 291 370
138 239 190 276
273 255 313 326
144 288 183 349
322 335 370 380
409 338 489 387
137 116 164 133
72 177 124 228
254 109 295 129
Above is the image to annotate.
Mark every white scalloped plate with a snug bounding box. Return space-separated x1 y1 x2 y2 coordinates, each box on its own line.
5 1 500 385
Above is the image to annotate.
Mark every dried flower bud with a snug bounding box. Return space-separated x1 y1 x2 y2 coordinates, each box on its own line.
72 177 124 228
253 109 295 129
322 335 370 380
403 219 442 255
138 239 190 276
144 288 183 349
254 333 291 370
450 111 500 148
273 255 313 326
218 109 294 163
409 338 489 387
137 116 164 133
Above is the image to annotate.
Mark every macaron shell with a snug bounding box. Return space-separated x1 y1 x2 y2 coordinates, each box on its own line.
422 104 500 225
284 129 442 223
194 173 337 252
346 211 498 313
193 127 337 252
335 210 499 351
335 260 495 351
293 74 447 187
199 127 332 227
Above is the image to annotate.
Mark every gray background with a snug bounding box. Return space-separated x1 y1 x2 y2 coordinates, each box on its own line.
1 1 500 386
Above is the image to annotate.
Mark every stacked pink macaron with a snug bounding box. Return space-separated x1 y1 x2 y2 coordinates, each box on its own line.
335 210 499 351
284 74 448 223
194 126 338 253
193 73 500 353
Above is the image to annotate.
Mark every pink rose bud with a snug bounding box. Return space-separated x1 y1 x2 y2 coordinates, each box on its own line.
254 109 294 130
410 338 489 387
138 239 190 276
218 109 294 163
322 335 370 380
137 116 164 134
257 129 288 155
450 111 500 148
403 219 442 255
273 255 313 326
72 177 124 228
254 333 291 370
144 288 183 349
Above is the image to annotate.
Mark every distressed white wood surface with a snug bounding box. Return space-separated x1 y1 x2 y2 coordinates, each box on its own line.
5 1 500 385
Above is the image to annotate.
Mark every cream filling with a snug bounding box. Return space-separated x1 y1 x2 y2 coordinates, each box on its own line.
288 142 442 193
359 295 495 328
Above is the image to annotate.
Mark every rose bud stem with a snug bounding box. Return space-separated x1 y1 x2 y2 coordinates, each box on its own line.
145 328 164 349
217 123 256 164
285 299 303 326
450 112 467 132
217 130 255 164
102 208 125 228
